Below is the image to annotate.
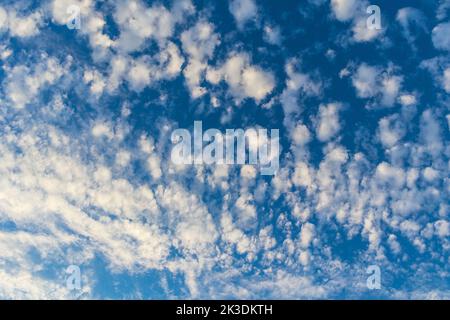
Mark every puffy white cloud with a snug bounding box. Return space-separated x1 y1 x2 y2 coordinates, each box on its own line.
240 165 257 180
229 0 257 29
0 7 7 32
381 75 403 106
331 0 382 42
437 0 450 20
423 167 439 182
292 123 311 146
263 25 282 45
91 122 114 139
59 0 188 94
8 10 43 37
352 15 383 42
182 21 220 98
398 94 417 106
164 42 185 76
280 59 322 130
102 41 184 94
396 7 427 46
235 193 257 227
378 115 405 148
0 264 85 299
155 182 218 251
432 22 450 51
206 52 275 103
292 162 315 191
220 212 252 255
299 250 310 266
3 56 69 109
0 7 43 38
284 60 322 97
375 162 405 188
241 66 275 101
0 45 12 61
420 109 443 158
51 0 113 60
443 67 450 93
113 0 184 52
83 69 106 96
330 0 359 22
106 55 129 93
399 220 421 238
351 63 403 107
300 223 315 248
316 103 342 142
434 220 450 238
388 234 401 254
127 57 152 91
239 271 327 299
352 63 379 98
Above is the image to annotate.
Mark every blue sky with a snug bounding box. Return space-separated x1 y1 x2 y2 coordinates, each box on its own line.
0 0 449 299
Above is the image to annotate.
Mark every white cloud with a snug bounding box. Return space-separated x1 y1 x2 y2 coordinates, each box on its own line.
206 52 275 103
300 222 315 248
420 109 443 158
330 0 358 22
182 21 220 98
84 69 106 96
0 7 7 32
299 250 310 266
423 167 439 182
127 57 152 91
443 67 450 93
280 59 322 130
388 234 401 254
351 63 403 107
0 7 43 38
331 0 382 42
241 66 275 101
378 115 405 148
240 271 327 299
4 56 69 109
381 75 403 106
92 122 113 139
229 0 257 29
434 220 450 238
316 103 342 142
292 124 311 146
51 0 114 60
352 16 383 42
396 7 427 46
8 11 42 37
398 94 417 106
102 41 184 93
375 162 405 188
432 22 450 51
263 25 282 45
235 193 257 227
352 63 379 98
113 0 182 53
292 162 315 191
107 55 129 92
